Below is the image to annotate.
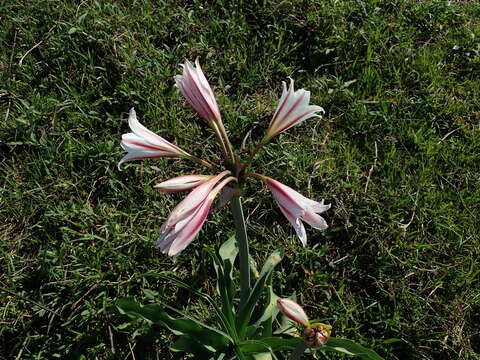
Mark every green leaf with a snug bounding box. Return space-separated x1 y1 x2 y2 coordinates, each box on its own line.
252 352 273 360
239 337 301 353
143 271 236 338
321 338 384 360
219 235 238 265
116 297 231 351
171 335 215 357
219 236 239 304
237 250 283 338
206 249 238 340
249 275 279 338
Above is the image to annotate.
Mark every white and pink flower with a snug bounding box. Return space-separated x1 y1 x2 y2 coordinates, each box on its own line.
266 79 324 140
174 59 222 124
153 174 214 193
119 108 190 167
155 171 235 256
263 176 330 246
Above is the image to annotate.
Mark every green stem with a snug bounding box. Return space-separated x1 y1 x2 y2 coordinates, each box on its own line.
211 121 230 163
289 341 308 360
230 196 251 313
241 137 267 171
235 345 248 360
188 154 214 169
216 120 236 165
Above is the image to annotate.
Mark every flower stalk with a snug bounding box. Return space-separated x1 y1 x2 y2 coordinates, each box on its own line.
230 195 251 311
188 154 214 169
216 119 236 165
241 138 267 171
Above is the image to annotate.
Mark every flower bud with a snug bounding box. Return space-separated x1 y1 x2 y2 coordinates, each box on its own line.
277 298 309 326
304 323 332 347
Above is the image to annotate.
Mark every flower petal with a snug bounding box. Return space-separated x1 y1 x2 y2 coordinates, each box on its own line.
127 108 184 153
277 298 309 326
266 79 324 139
265 178 306 217
154 174 214 193
164 171 229 227
277 203 307 246
301 210 328 230
167 198 213 256
308 199 331 214
118 109 190 168
175 59 221 123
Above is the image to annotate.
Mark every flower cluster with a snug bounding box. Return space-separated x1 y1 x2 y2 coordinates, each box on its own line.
120 59 329 256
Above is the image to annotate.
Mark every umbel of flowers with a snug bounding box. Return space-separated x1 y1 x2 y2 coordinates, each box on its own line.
118 59 384 360
119 58 329 256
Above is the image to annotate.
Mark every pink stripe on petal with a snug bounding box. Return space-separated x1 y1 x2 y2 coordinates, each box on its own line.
194 58 220 118
266 79 324 139
167 199 213 256
164 171 229 227
277 298 309 326
266 178 306 217
275 91 306 129
180 60 221 123
122 138 173 152
128 109 183 153
270 80 294 130
177 76 215 121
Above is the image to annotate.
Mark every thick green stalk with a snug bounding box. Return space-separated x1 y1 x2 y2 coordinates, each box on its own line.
235 345 248 360
230 196 251 313
289 341 308 360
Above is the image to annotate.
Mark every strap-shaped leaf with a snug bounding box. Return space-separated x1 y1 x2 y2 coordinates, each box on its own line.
255 275 280 338
219 236 238 303
205 249 238 339
321 338 384 360
219 235 238 266
252 352 273 360
116 297 231 351
237 250 283 338
171 335 215 357
239 337 301 353
143 271 236 338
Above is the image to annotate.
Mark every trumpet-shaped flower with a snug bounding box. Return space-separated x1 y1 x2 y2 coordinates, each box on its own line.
263 176 330 246
119 108 190 167
153 174 214 193
277 298 309 326
155 171 234 256
266 79 324 140
174 59 222 124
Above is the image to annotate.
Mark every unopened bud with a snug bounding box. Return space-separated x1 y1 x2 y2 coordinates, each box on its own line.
304 323 331 347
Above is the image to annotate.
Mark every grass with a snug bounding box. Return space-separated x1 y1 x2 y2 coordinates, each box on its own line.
1 0 479 359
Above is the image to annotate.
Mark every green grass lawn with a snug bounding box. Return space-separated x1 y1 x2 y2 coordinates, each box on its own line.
1 0 479 359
